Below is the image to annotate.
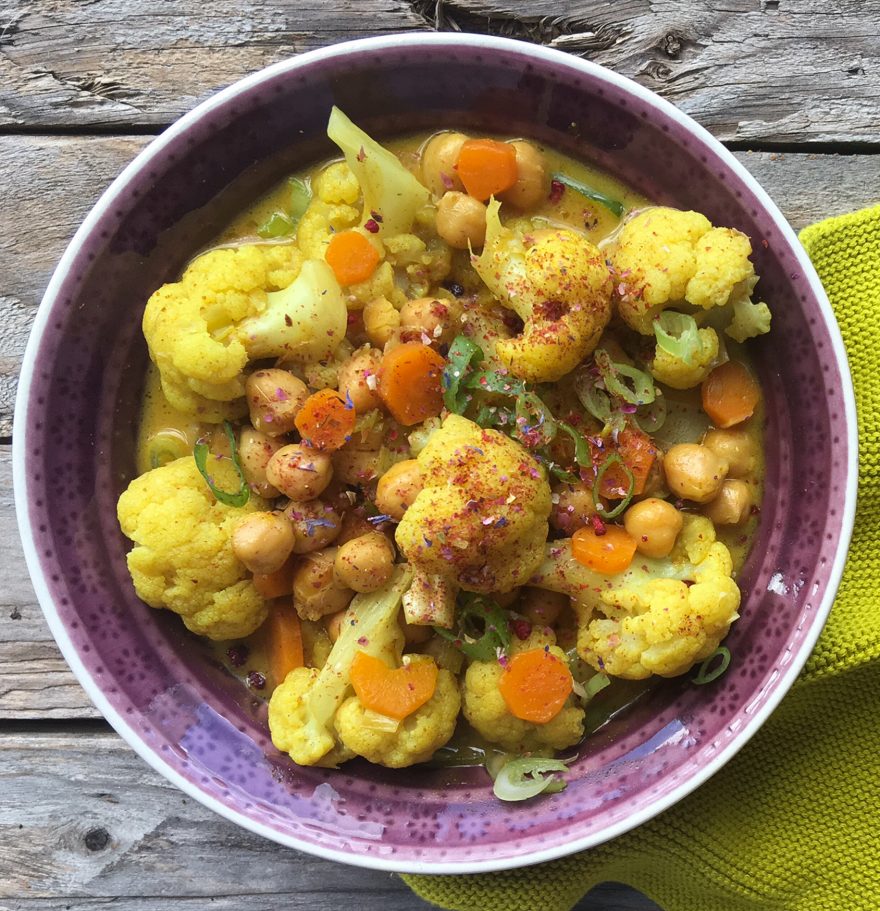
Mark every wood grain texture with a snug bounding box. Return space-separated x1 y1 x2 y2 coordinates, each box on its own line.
0 727 659 910
1 0 878 143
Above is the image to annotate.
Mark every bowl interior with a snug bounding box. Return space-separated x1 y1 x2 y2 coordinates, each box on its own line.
18 36 853 871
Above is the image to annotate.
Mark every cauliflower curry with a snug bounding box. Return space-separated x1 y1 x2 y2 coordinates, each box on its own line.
118 108 768 799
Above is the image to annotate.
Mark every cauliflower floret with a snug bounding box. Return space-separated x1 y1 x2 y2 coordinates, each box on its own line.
314 161 361 206
651 326 719 389
335 666 461 767
530 516 740 680
143 245 347 421
609 207 758 335
268 667 356 767
462 629 584 753
395 415 551 608
268 567 412 767
726 296 772 343
116 456 268 640
472 200 612 382
295 199 361 260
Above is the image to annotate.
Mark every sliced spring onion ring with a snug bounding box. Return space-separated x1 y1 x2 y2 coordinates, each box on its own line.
557 421 592 473
692 646 732 685
633 394 668 434
595 349 656 406
193 421 250 507
592 452 635 519
654 311 701 365
433 594 512 662
585 673 611 700
148 432 189 469
574 370 613 424
551 173 625 218
443 335 484 412
492 757 569 802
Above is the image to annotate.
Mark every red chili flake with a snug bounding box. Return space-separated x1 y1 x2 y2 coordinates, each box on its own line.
226 644 249 667
284 314 293 327
589 514 607 536
548 179 565 204
246 670 266 690
357 636 369 646
364 219 380 234
511 619 532 640
357 145 366 162
370 210 383 223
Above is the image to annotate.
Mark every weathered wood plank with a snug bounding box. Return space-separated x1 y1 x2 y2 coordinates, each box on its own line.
0 727 660 910
1 0 878 143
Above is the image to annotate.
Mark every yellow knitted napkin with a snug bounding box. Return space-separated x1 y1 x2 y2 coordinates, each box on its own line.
403 206 880 911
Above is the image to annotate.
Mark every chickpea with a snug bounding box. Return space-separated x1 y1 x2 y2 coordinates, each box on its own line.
400 296 461 346
623 498 684 558
663 443 729 503
293 548 354 621
232 512 295 575
435 191 488 250
336 509 383 545
266 444 333 502
245 369 309 436
363 295 401 348
550 482 595 534
324 608 350 644
283 499 342 553
420 131 468 196
337 347 383 413
333 532 395 593
519 587 568 626
239 429 284 498
498 140 547 210
332 449 381 486
375 459 424 521
703 429 757 479
704 479 752 525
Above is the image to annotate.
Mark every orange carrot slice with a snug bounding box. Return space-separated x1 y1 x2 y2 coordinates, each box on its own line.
702 360 760 429
377 342 446 426
294 388 356 451
572 524 637 575
325 230 380 285
498 648 573 723
455 139 518 201
264 600 304 687
252 557 296 599
350 651 438 720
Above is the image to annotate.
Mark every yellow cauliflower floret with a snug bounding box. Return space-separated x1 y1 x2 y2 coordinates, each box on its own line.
116 456 268 640
269 667 355 767
314 161 360 205
651 326 719 389
609 207 756 334
473 201 612 382
143 245 348 421
143 244 300 420
295 199 360 260
462 629 584 753
334 666 461 767
395 414 551 596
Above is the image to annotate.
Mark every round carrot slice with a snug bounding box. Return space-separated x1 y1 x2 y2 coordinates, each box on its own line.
572 524 637 575
325 230 380 285
498 648 573 723
702 360 760 429
294 388 356 451
377 342 446 426
350 651 438 720
455 139 519 202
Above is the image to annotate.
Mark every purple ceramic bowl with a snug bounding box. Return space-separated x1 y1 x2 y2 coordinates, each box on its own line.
14 34 857 872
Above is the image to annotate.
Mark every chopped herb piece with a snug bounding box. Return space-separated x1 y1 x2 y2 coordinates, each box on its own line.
692 646 731 685
550 173 625 218
443 335 484 412
433 593 511 662
193 422 250 507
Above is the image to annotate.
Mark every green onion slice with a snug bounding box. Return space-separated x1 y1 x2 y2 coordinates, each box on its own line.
574 370 613 424
433 594 512 662
193 421 250 507
257 211 295 239
595 349 656 406
289 177 311 221
551 173 625 218
692 646 732 685
633 394 668 434
148 431 189 469
592 452 635 519
492 757 569 802
654 311 701 365
557 421 592 473
585 673 611 700
443 335 484 412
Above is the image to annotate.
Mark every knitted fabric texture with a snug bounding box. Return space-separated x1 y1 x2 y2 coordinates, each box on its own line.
403 205 880 911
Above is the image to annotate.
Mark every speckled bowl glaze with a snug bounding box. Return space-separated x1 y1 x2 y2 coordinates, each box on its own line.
14 34 857 873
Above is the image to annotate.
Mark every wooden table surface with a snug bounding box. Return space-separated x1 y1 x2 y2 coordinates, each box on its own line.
2 2 878 909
